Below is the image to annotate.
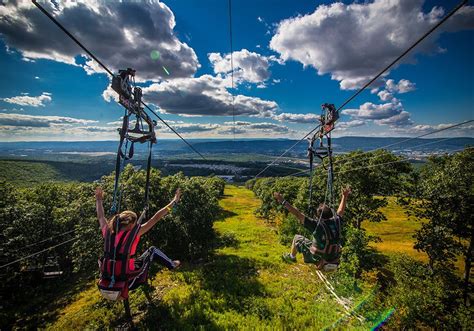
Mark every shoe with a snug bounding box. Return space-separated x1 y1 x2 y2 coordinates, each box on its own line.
282 253 296 263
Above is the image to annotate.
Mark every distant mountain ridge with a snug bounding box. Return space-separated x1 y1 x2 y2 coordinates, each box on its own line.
0 137 472 159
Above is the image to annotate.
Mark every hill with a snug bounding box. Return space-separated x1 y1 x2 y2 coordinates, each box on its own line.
36 186 393 330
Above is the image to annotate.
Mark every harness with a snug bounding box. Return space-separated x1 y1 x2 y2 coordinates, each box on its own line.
98 68 157 300
307 103 340 271
311 216 342 270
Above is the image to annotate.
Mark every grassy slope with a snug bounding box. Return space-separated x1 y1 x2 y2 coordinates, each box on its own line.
363 197 425 261
364 197 464 272
47 186 377 330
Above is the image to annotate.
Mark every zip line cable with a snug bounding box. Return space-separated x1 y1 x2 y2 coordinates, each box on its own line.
335 0 468 114
333 137 454 170
334 147 471 175
267 147 471 184
0 237 78 270
228 0 236 141
32 0 206 160
263 120 474 182
22 229 76 249
252 0 468 178
332 119 473 167
254 125 321 178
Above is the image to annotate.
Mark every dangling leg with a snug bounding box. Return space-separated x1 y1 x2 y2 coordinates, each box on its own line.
148 246 180 269
282 235 302 263
123 298 132 322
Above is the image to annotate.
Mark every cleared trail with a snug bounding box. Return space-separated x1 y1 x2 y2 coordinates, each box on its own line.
48 185 374 330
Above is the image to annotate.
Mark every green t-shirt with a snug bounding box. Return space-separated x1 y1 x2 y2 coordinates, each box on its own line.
303 215 342 250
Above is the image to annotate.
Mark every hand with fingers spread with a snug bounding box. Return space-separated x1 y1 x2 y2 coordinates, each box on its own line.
172 188 182 204
95 187 104 201
273 192 284 204
341 185 352 198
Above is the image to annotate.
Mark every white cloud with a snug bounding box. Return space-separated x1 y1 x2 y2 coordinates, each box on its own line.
272 112 319 124
139 75 278 118
0 113 97 127
218 121 291 135
377 90 394 102
270 1 474 90
2 92 52 107
393 123 474 137
0 0 199 81
337 120 366 129
343 99 404 120
208 49 278 84
385 79 416 94
374 111 413 127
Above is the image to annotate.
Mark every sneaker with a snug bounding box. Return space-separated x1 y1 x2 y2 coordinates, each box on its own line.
282 253 296 263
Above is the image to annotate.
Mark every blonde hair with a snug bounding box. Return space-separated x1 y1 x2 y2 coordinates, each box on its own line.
107 210 138 233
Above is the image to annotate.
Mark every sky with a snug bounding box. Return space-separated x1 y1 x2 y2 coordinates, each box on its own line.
0 0 472 141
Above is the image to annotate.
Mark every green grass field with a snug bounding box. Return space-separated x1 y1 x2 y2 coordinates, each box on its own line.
44 186 385 330
363 197 425 261
364 197 464 273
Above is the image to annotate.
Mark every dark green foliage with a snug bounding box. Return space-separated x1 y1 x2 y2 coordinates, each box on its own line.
412 148 473 301
338 226 380 278
248 151 413 274
384 254 472 330
278 214 311 245
0 167 223 329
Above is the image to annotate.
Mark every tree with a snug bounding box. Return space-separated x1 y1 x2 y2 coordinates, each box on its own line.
413 148 473 303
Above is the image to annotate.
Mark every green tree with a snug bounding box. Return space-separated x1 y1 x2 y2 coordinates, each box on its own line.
413 148 473 302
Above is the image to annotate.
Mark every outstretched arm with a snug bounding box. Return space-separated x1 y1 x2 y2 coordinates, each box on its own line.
337 185 352 217
138 189 181 236
95 187 107 230
273 192 305 223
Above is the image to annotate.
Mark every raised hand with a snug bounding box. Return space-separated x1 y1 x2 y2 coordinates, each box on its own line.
341 185 352 198
173 188 182 204
95 187 104 201
273 192 284 204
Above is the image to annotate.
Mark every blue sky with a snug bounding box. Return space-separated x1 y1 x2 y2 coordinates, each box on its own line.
0 0 472 141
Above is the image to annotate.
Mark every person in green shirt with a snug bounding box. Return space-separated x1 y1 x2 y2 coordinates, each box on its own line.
274 186 351 269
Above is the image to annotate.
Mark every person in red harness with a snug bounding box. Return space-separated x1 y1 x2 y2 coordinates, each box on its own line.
95 187 182 300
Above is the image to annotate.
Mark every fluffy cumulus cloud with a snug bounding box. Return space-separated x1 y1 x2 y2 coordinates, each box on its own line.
139 75 278 118
343 78 417 128
0 113 97 127
337 119 366 129
218 121 291 135
344 99 404 120
270 0 474 89
0 112 115 140
152 120 291 137
0 0 199 81
272 112 319 124
1 92 52 107
208 49 281 85
393 123 474 137
386 79 416 94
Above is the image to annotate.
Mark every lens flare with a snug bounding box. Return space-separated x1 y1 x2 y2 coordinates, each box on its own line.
150 50 160 60
371 308 395 331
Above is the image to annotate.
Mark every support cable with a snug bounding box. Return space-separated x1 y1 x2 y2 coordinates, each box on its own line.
32 0 206 160
228 0 236 141
0 237 77 270
252 0 468 178
332 119 473 168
